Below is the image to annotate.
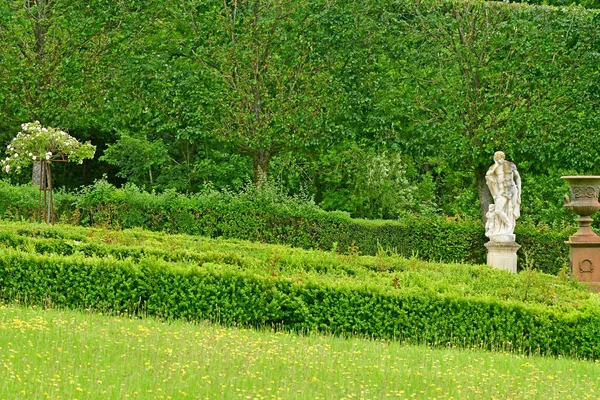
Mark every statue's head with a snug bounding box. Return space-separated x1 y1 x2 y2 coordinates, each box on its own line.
494 151 505 164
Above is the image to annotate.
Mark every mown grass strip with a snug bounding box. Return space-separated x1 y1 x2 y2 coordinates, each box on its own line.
1 303 599 400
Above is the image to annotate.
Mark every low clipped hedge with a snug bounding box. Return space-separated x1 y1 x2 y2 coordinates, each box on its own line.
0 248 599 359
0 221 587 307
0 181 573 274
509 0 600 9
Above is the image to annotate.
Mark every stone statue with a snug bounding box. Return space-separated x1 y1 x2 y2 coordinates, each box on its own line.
485 151 521 241
484 204 497 237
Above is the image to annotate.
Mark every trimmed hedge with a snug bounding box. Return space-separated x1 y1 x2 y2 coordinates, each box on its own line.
0 221 588 307
0 248 599 359
510 0 600 9
0 181 574 274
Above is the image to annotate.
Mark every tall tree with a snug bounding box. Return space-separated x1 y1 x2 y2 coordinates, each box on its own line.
174 0 351 186
388 0 600 219
0 0 163 186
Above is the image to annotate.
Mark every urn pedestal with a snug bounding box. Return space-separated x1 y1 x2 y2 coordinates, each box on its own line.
566 242 600 290
562 176 600 288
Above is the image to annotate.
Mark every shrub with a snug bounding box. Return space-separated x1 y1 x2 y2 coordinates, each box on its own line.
0 181 574 274
0 247 598 359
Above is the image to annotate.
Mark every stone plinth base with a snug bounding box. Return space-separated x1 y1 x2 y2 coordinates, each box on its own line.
485 241 520 273
565 237 600 284
488 233 516 243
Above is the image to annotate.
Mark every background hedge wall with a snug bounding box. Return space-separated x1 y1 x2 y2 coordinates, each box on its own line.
0 181 574 274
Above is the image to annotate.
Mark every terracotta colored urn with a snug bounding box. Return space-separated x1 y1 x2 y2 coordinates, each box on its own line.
562 176 600 240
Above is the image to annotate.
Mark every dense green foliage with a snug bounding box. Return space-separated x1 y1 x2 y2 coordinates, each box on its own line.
516 0 600 8
1 0 599 223
0 221 577 305
0 221 598 359
0 181 574 274
3 0 599 371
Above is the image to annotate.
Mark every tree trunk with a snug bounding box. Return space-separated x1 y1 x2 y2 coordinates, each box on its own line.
46 161 54 224
32 0 50 106
253 149 270 187
33 0 49 62
37 160 54 224
476 166 492 222
32 161 42 185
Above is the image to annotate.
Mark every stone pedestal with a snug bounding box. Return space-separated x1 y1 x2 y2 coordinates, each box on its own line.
561 175 600 290
565 236 600 284
485 241 520 273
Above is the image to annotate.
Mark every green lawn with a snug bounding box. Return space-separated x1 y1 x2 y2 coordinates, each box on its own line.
1 303 598 400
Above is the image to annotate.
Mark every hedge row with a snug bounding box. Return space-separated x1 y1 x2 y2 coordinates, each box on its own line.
0 181 574 274
0 248 598 359
510 0 600 10
0 221 588 307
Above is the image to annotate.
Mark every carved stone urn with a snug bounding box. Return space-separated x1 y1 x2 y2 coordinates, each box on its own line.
562 176 600 241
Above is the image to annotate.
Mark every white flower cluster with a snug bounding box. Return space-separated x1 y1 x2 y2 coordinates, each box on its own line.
1 121 96 174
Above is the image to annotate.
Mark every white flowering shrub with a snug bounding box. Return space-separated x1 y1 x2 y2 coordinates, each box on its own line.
363 152 416 219
1 121 96 174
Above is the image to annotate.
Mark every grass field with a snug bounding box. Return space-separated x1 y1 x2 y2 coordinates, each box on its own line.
1 303 599 400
